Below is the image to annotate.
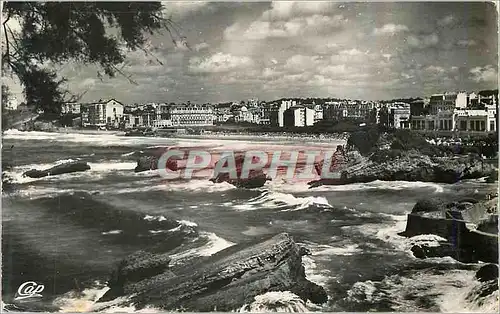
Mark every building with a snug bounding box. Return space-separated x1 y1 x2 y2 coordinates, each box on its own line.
283 105 315 127
4 96 18 110
411 107 496 133
454 108 496 132
214 104 233 123
61 102 81 115
429 92 468 114
388 102 411 129
82 99 124 128
410 115 435 130
234 106 253 123
270 100 296 127
169 103 215 127
324 100 376 121
258 103 272 125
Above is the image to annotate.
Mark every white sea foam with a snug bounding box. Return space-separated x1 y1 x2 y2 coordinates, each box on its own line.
301 256 333 288
311 243 362 256
101 230 123 235
232 191 332 212
268 179 446 194
52 283 111 313
87 161 136 172
169 232 235 264
164 180 236 193
407 234 448 248
143 214 167 222
238 291 311 313
346 269 498 312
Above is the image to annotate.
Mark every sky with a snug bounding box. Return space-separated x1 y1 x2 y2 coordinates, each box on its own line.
2 1 499 104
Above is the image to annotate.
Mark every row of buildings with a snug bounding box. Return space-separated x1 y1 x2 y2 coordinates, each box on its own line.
60 90 498 134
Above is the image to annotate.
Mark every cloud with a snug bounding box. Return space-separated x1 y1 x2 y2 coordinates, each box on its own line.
469 65 498 83
261 1 339 20
437 15 455 27
373 23 409 35
456 39 477 48
224 14 346 40
425 65 446 75
162 1 210 18
406 33 439 49
194 42 210 51
189 52 254 73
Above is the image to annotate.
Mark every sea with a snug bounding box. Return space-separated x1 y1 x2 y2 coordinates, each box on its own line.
1 129 498 313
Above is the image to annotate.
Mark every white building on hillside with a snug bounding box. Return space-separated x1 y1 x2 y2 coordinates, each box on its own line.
82 99 124 128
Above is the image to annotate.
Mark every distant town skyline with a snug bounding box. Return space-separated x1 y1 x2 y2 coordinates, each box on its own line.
3 1 498 104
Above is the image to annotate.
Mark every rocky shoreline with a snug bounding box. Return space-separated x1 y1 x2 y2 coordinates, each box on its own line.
308 150 497 188
94 233 327 312
398 194 499 310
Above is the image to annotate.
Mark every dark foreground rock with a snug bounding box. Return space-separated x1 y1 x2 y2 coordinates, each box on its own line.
476 264 499 282
399 196 498 264
308 152 497 187
22 161 90 178
210 153 271 189
98 233 327 311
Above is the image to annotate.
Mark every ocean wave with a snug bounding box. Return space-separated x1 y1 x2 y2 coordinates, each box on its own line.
311 243 362 256
268 179 446 194
52 282 111 313
301 256 333 288
164 180 236 193
237 291 311 313
231 191 332 212
341 213 410 253
52 282 161 313
344 269 497 312
169 231 235 265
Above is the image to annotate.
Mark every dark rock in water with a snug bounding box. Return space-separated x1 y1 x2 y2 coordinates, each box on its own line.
135 156 158 172
411 198 448 214
102 250 173 301
476 264 499 282
485 170 498 183
99 233 327 311
22 161 90 178
210 154 271 189
134 151 182 173
399 197 499 264
477 214 498 234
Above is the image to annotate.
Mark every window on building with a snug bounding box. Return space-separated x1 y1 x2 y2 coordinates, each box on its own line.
480 120 485 131
490 121 495 132
460 121 467 131
439 120 444 130
470 121 475 131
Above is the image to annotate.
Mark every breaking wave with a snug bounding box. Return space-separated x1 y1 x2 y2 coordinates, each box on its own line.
238 291 312 313
231 191 332 211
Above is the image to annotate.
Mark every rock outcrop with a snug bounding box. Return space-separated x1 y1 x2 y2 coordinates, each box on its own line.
398 196 498 264
134 149 179 173
22 161 91 178
210 154 270 189
98 233 327 311
308 152 497 187
476 264 499 282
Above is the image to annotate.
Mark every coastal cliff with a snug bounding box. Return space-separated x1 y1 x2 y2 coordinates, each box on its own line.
97 233 327 311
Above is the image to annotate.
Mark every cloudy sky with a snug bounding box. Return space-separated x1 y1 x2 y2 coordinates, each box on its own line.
4 1 499 104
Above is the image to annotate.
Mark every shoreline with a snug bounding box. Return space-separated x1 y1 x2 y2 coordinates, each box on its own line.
6 128 349 143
